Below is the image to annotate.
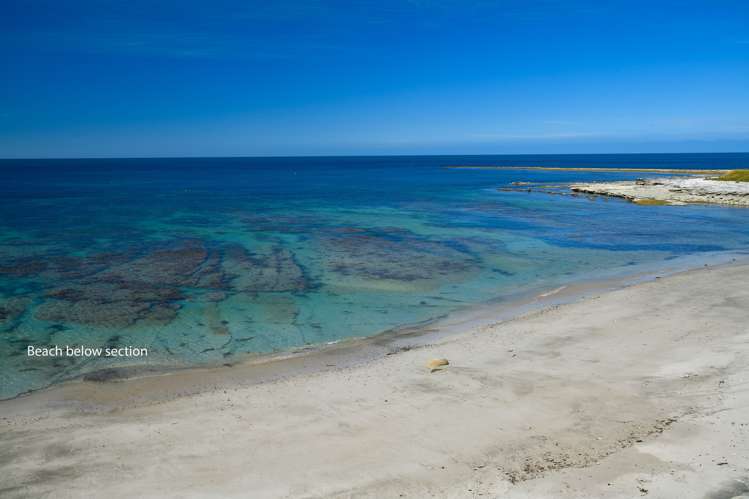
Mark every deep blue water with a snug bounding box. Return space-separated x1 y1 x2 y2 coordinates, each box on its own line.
1 153 748 398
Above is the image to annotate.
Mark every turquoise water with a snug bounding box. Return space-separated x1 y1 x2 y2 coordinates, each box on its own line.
1 154 748 399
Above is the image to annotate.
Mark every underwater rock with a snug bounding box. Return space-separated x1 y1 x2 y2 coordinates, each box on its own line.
20 239 309 329
241 213 326 234
0 257 48 277
35 299 150 327
331 226 368 234
39 280 185 327
0 250 134 280
322 228 476 283
140 303 181 325
0 297 31 323
223 244 308 292
203 291 228 302
47 282 184 303
35 242 201 329
45 287 87 301
98 240 208 287
194 250 226 289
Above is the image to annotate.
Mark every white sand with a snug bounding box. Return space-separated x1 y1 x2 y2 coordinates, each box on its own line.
2 263 749 498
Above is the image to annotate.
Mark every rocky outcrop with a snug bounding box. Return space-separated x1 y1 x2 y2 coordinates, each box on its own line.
570 177 749 206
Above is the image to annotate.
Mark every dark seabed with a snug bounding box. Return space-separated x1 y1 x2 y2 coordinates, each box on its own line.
1 153 748 398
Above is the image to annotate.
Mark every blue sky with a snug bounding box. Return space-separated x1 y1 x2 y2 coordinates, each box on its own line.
1 0 748 157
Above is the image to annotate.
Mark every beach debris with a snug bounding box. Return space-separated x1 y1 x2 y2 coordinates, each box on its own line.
427 358 449 372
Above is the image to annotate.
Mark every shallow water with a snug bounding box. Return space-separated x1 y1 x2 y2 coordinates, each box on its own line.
1 154 748 399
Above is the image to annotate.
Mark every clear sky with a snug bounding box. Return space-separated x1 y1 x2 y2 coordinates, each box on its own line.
1 0 748 158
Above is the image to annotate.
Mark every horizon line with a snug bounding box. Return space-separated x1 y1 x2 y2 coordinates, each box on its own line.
1 151 748 161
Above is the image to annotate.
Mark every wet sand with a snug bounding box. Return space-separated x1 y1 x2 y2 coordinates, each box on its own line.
2 262 749 498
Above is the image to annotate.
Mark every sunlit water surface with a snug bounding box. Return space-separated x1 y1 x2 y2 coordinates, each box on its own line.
1 154 748 398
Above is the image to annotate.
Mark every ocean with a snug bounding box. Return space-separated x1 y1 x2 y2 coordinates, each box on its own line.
1 153 748 399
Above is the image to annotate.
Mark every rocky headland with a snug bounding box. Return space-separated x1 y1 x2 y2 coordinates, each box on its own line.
571 176 749 206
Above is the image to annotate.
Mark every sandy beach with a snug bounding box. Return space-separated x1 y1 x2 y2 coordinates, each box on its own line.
4 1 749 497
2 261 749 499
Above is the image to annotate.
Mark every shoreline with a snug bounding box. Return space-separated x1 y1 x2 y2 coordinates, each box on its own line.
446 166 729 174
2 255 748 497
570 177 749 207
3 250 746 409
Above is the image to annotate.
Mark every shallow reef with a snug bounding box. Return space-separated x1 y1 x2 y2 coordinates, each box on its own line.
321 226 478 283
0 235 317 333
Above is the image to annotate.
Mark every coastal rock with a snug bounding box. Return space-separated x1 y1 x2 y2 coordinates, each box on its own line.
427 358 449 371
570 177 749 206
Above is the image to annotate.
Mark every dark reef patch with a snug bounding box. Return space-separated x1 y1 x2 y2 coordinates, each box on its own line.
321 227 478 282
9 239 313 329
241 213 328 234
0 257 48 277
0 297 31 325
222 244 309 292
